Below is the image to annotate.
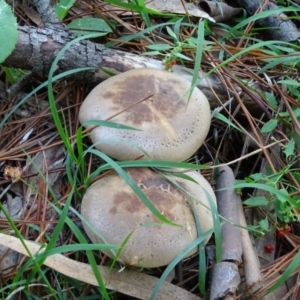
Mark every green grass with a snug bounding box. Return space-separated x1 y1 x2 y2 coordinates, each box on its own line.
40 23 220 299
1 0 300 298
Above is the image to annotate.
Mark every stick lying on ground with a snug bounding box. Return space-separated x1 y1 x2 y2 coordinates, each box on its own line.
210 166 242 300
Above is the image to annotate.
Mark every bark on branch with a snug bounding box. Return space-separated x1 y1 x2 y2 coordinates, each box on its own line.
229 0 300 41
3 26 229 109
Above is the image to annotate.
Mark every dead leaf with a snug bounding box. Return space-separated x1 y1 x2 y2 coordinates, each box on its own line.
0 233 201 300
16 144 65 219
17 4 43 26
4 165 23 183
102 0 215 22
197 1 242 22
0 246 19 275
23 145 65 204
0 193 23 219
0 193 22 275
146 0 215 22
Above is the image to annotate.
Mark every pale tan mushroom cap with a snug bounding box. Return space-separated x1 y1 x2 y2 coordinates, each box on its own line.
79 68 211 161
81 168 216 268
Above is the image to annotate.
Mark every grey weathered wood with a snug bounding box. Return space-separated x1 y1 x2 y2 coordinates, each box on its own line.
230 0 300 41
216 165 242 263
32 0 64 30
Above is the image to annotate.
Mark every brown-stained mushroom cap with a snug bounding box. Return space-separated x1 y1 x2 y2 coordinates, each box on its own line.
79 68 211 161
81 168 216 268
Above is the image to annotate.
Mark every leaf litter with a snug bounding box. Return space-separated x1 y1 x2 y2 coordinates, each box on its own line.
0 0 300 299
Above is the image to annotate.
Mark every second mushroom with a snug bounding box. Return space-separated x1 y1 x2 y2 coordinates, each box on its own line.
79 68 215 268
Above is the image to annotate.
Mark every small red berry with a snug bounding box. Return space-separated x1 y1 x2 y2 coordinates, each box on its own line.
277 226 291 237
285 226 291 233
264 244 274 253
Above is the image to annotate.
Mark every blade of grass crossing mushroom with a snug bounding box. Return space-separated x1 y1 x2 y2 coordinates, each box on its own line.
0 233 201 300
150 169 217 213
21 154 111 299
158 172 207 293
109 230 135 272
83 120 142 131
12 152 111 298
203 188 221 261
85 148 178 226
150 229 213 300
51 188 111 299
158 171 220 293
38 184 110 298
161 171 199 183
116 161 210 170
197 188 221 292
96 160 210 175
58 203 119 259
85 141 211 183
189 193 207 294
76 121 142 185
49 201 121 293
84 139 153 185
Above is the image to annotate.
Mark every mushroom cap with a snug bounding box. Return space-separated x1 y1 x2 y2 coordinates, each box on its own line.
79 68 211 161
81 168 216 268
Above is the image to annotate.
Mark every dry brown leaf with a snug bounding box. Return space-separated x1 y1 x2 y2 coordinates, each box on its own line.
0 233 201 300
23 145 65 204
197 1 242 22
146 0 215 22
4 165 23 183
0 245 19 275
103 0 215 21
17 4 43 26
0 193 22 275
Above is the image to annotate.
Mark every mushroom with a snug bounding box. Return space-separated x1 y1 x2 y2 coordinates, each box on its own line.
81 168 216 268
79 68 211 161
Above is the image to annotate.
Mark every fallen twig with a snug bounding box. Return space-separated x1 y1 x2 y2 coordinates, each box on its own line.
210 165 242 300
